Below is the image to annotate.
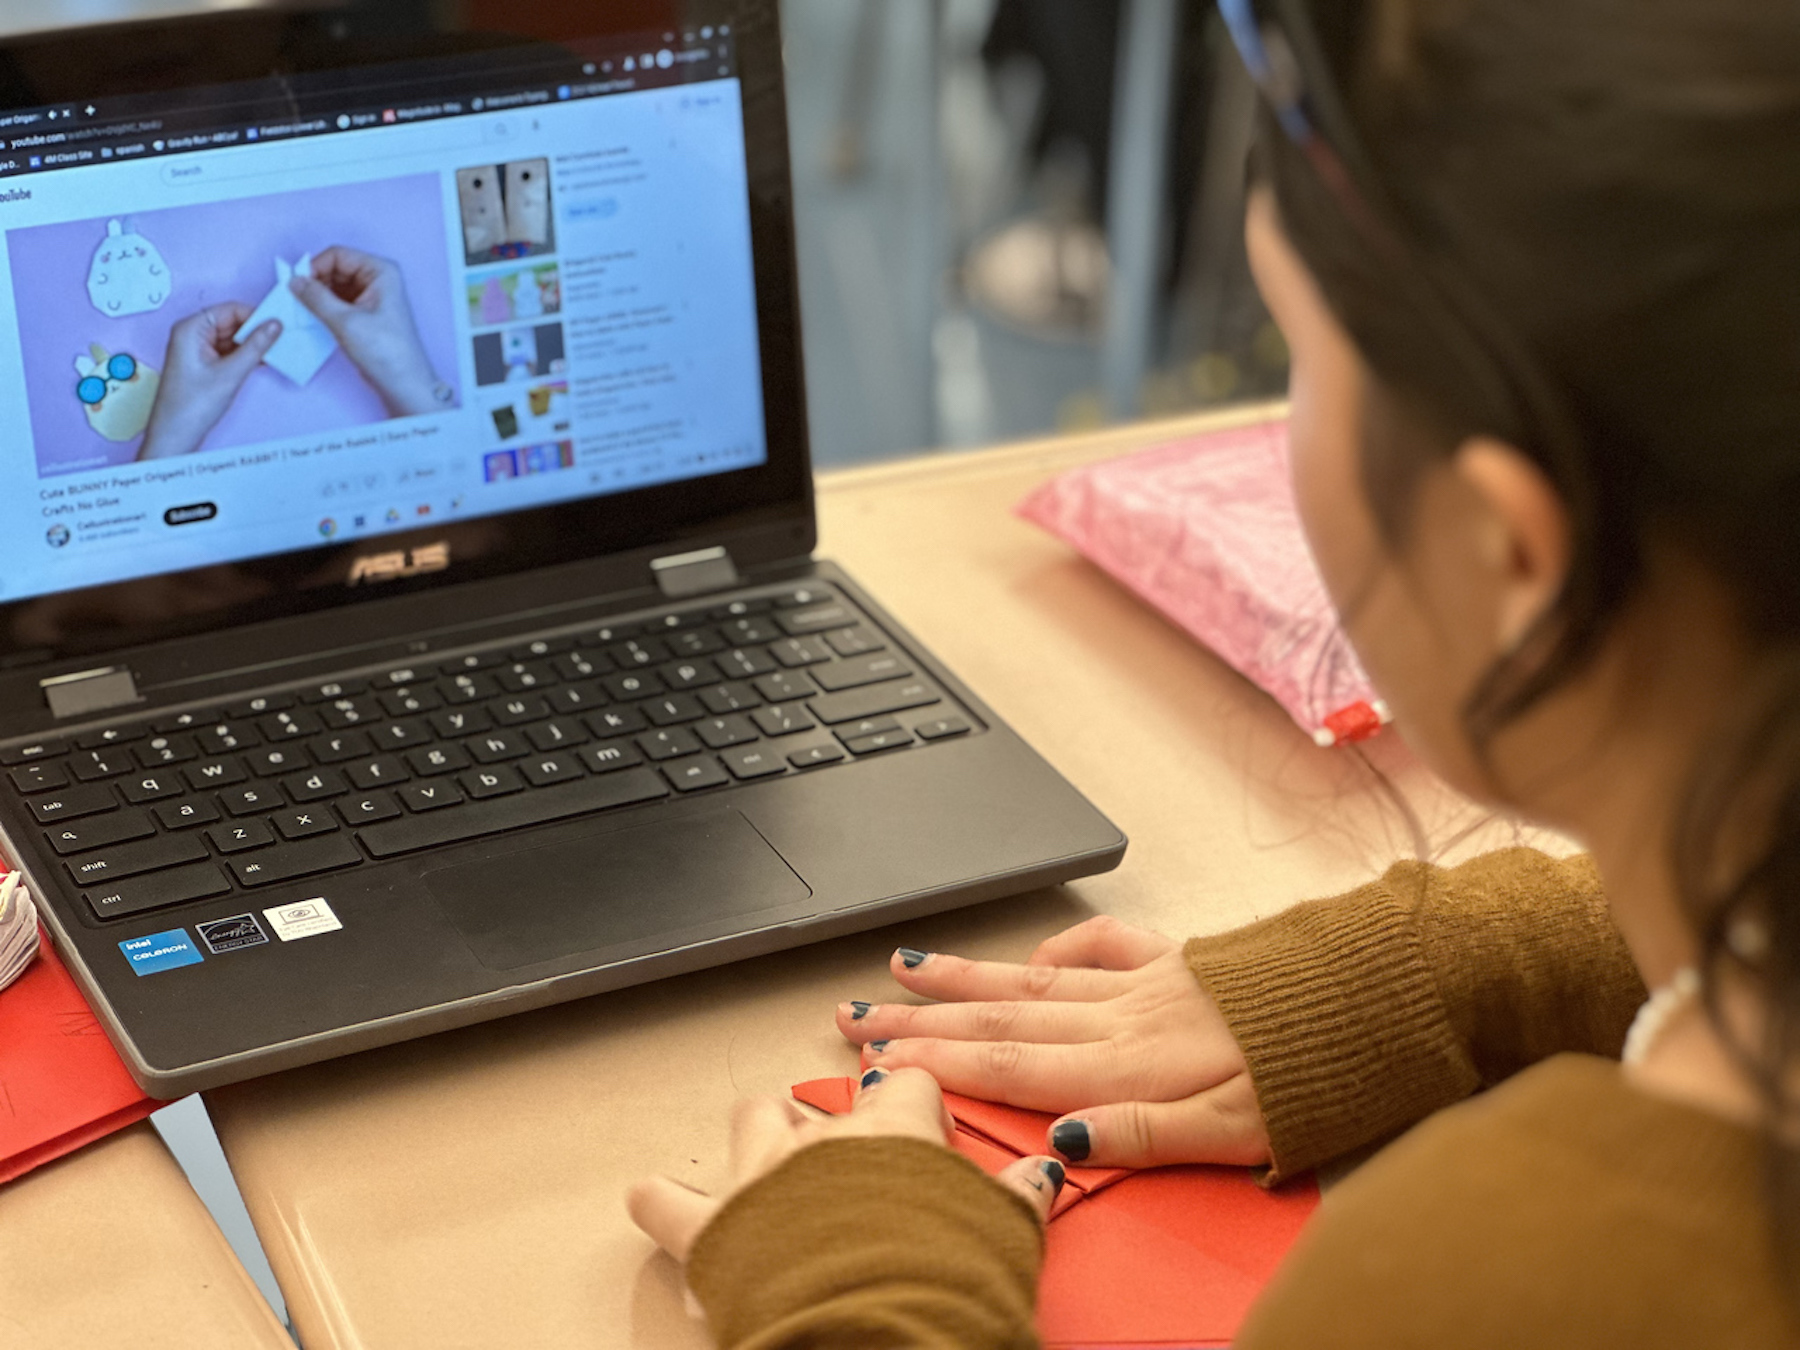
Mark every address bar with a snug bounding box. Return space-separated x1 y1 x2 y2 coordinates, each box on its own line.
158 113 538 188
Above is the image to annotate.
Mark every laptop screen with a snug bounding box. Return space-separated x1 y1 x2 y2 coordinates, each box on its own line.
0 1 811 672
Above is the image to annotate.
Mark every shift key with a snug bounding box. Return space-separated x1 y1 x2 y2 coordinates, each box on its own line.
65 832 208 887
808 678 941 725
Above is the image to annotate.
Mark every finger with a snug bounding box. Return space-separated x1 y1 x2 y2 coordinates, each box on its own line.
220 320 281 373
837 998 1108 1047
852 1065 954 1142
729 1094 809 1179
309 246 382 299
290 272 358 324
871 1037 1122 1113
993 1155 1063 1226
1028 915 1177 972
626 1175 720 1263
1047 1076 1271 1169
890 949 1126 1003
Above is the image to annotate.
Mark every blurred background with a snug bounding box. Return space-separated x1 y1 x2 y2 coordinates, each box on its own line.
6 0 1284 467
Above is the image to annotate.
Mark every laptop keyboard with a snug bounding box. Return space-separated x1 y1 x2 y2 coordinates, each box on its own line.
0 585 975 926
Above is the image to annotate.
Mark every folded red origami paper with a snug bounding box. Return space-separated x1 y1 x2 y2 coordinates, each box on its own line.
794 1077 1319 1349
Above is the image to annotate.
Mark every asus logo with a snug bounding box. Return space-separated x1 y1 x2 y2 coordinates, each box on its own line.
347 542 452 586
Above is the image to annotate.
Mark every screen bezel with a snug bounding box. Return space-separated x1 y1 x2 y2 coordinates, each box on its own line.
0 0 813 667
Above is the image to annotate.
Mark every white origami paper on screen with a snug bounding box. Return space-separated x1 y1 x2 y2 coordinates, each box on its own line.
86 218 171 317
234 253 339 385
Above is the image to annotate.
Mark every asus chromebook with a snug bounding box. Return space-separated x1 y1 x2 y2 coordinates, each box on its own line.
0 0 1124 1095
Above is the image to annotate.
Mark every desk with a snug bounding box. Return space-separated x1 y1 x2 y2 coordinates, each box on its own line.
204 407 1536 1349
0 1123 292 1350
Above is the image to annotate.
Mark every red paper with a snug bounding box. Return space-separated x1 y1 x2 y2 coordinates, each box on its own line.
794 1077 1319 1348
0 865 160 1184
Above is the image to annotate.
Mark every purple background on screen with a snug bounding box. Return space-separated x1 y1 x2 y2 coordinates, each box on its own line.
7 173 460 478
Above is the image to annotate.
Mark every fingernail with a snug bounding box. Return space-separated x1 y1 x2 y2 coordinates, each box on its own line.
848 1001 872 1020
868 1039 890 1053
859 1067 887 1089
897 947 931 969
1050 1119 1091 1163
1040 1159 1066 1196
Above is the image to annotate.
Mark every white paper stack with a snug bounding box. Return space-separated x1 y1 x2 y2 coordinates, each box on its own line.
0 872 40 993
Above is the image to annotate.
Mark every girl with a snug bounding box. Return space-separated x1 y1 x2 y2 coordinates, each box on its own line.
632 1 1800 1343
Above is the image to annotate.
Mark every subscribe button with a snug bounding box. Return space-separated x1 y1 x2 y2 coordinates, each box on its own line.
164 502 218 527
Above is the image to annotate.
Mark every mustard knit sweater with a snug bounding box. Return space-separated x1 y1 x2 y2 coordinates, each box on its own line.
685 849 1800 1347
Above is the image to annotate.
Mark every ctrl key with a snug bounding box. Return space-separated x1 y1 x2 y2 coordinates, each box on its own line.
88 862 231 922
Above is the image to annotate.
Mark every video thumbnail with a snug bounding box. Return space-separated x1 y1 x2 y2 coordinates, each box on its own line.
473 323 567 387
456 158 556 267
484 440 575 482
468 262 561 328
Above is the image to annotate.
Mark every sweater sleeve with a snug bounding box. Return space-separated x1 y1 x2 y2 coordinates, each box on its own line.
1185 848 1644 1180
687 1137 1044 1349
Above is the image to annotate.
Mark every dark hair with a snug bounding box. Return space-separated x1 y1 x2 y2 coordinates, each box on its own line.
1258 0 1800 1291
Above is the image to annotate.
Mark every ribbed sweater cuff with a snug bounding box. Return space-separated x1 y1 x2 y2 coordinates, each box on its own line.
1185 875 1481 1182
689 1137 1043 1349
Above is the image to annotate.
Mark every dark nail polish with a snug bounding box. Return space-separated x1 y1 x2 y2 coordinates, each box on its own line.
869 1039 890 1052
850 1001 871 1020
1050 1119 1091 1163
897 947 930 969
1040 1159 1066 1196
860 1067 887 1089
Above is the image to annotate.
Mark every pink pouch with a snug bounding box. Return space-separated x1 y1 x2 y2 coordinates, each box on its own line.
1017 416 1387 746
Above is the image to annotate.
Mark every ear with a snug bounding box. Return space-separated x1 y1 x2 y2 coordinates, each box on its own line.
1453 438 1571 651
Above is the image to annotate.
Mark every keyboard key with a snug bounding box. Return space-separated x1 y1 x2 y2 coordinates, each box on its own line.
586 707 648 737
602 671 662 700
669 629 726 657
0 738 68 765
153 711 219 733
10 762 68 794
661 659 719 690
696 715 758 749
461 766 524 799
547 683 607 714
380 686 443 717
65 833 208 887
249 746 310 777
510 637 572 661
776 603 857 635
76 726 137 749
86 862 231 922
525 718 588 751
438 673 501 704
579 740 644 773
400 779 466 812
185 757 247 790
774 586 833 608
720 745 786 779
299 679 369 703
843 729 915 755
638 728 702 761
837 716 902 740
553 651 611 681
71 750 133 781
260 709 322 738
520 753 585 787
319 697 383 729
808 679 941 726
120 772 185 804
440 654 502 675
585 621 639 644
721 617 780 645
771 636 833 667
492 695 552 726
282 767 349 802
755 670 815 702
915 716 972 741
827 627 886 657
380 665 436 688
468 730 530 763
648 609 708 632
607 637 669 668
753 704 816 737
197 722 261 754
227 693 295 717
274 807 340 840
717 647 777 679
700 682 763 714
32 784 117 823
789 744 847 769
208 819 275 853
665 756 729 792
311 731 374 763
230 833 362 887
812 653 913 692
429 708 492 738
370 719 432 750
408 744 472 775
45 808 155 855
360 768 668 858
645 694 705 726
346 757 409 790
154 797 221 830
135 735 198 767
219 783 282 815
337 792 402 825
496 662 556 693
711 597 772 618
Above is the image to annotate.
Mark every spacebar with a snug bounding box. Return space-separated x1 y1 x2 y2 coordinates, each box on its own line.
358 768 670 858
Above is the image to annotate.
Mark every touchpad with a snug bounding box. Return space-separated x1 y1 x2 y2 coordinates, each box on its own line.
424 810 812 971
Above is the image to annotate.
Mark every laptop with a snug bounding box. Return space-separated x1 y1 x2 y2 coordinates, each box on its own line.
0 0 1125 1097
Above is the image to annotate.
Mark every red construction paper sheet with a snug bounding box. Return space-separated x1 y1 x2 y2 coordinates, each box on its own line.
0 866 159 1184
795 1077 1319 1349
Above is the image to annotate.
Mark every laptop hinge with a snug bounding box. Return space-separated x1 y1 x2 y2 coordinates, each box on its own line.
651 546 741 600
40 666 142 720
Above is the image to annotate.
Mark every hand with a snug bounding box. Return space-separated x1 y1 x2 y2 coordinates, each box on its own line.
138 303 280 460
838 916 1271 1170
291 245 447 417
628 1066 1063 1262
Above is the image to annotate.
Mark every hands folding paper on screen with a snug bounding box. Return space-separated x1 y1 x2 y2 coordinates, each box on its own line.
793 1077 1320 1349
234 253 340 385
